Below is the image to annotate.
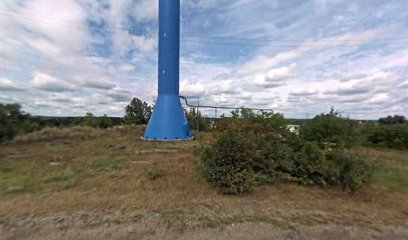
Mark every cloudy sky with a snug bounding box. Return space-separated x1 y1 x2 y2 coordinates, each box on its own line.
0 0 407 119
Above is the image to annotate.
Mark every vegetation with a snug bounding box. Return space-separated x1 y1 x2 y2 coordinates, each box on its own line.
379 115 406 125
1 101 406 196
124 98 152 125
0 97 151 143
0 103 42 143
1 125 407 237
83 112 113 129
300 108 359 149
11 126 105 144
365 124 408 149
196 109 372 194
186 108 211 132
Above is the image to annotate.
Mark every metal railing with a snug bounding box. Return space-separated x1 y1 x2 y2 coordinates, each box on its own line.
180 96 274 133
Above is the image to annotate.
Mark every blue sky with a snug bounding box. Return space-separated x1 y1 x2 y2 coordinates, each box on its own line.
0 0 407 119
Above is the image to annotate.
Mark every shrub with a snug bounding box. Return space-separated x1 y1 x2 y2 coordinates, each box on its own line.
196 109 373 194
300 112 359 149
147 169 166 181
329 151 373 192
186 108 211 132
83 113 113 129
0 103 41 143
11 126 104 144
379 115 406 125
366 124 408 149
198 131 258 194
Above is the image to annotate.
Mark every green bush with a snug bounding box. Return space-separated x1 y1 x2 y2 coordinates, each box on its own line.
83 113 113 129
196 109 372 194
186 108 211 132
0 103 41 143
198 131 258 194
329 151 373 192
379 115 406 125
300 112 359 149
366 124 408 149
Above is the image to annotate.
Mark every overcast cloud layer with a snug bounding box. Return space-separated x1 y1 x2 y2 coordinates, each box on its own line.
0 0 407 119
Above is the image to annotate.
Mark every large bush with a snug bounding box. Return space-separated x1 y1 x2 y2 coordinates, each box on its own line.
83 113 113 129
379 115 406 125
0 103 41 143
300 111 359 149
196 110 372 194
366 124 408 149
186 108 211 132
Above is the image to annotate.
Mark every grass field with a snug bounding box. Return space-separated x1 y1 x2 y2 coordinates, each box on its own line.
0 126 407 239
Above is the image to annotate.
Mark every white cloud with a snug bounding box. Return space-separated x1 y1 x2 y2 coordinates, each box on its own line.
19 0 90 52
0 78 24 91
251 74 285 89
212 80 238 95
399 80 408 89
118 64 135 73
235 50 302 78
82 80 116 90
132 36 157 53
234 29 383 79
107 87 132 102
180 79 206 97
31 73 75 92
0 0 407 119
265 65 297 82
290 89 319 97
132 0 158 22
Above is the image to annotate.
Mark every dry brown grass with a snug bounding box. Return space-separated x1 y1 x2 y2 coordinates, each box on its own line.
1 126 407 230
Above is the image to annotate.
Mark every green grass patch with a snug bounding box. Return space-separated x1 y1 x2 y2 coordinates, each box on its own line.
0 162 14 173
372 165 408 192
106 169 119 179
73 158 127 176
1 176 38 194
43 167 75 183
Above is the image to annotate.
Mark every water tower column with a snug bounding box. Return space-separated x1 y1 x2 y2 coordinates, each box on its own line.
143 0 192 141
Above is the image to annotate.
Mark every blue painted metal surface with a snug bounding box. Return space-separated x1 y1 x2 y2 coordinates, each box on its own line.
144 0 192 141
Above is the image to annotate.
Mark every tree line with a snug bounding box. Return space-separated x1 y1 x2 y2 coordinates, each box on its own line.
1 100 407 149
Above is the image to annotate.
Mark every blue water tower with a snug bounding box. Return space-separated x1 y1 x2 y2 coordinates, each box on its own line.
144 0 193 141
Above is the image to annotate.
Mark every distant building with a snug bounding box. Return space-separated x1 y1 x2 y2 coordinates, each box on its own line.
287 124 300 135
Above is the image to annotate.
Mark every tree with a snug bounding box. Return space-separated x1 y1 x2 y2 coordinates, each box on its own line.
0 103 38 142
186 108 210 132
99 114 113 129
300 109 358 149
83 112 96 128
83 112 113 129
379 115 406 125
124 98 152 125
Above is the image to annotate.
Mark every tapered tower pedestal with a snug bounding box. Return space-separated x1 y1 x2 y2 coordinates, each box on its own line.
144 94 192 140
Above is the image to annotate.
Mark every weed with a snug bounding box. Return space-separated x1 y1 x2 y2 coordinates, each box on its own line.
106 169 119 179
372 165 408 192
12 126 104 144
43 167 75 183
148 169 166 181
0 162 14 173
3 176 37 194
6 186 26 193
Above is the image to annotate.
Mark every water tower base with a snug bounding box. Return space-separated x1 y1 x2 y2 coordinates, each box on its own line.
143 94 193 141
